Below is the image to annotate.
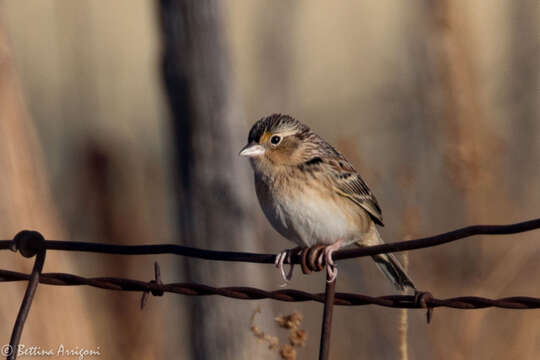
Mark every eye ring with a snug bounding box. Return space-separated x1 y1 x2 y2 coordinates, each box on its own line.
270 135 281 145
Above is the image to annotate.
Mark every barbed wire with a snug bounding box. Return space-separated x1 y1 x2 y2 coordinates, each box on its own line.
1 218 539 264
2 268 540 310
2 218 540 360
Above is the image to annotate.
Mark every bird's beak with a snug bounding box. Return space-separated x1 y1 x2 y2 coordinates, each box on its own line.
239 142 265 157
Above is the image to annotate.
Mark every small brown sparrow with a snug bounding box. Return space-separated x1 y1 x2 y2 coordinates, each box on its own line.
240 114 415 291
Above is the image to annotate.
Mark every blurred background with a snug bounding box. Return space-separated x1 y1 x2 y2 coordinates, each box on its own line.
0 0 539 359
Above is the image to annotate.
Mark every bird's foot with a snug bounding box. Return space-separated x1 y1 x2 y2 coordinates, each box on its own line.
274 247 301 286
318 240 344 283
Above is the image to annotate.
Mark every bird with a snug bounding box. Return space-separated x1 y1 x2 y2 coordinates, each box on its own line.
239 114 415 291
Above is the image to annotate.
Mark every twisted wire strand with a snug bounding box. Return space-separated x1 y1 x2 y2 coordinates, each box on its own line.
1 269 540 309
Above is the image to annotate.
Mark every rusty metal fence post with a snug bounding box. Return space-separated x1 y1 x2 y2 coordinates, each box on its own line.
7 231 47 360
319 277 337 360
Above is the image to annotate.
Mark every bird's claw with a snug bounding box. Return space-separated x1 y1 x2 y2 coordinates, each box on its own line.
318 248 337 283
276 242 342 284
317 241 343 283
326 264 338 283
275 249 295 285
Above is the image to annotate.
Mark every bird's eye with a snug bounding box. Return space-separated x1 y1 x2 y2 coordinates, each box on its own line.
270 135 281 145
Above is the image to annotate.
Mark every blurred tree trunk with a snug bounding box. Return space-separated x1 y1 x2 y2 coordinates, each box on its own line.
157 1 266 359
0 22 96 351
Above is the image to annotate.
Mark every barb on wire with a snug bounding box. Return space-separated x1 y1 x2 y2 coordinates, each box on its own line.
1 218 539 266
140 261 164 309
2 268 540 310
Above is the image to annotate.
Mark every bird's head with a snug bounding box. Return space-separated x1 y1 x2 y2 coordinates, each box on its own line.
240 114 311 172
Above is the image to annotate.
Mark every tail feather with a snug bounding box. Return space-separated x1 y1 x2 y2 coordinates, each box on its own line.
372 253 415 291
358 225 416 292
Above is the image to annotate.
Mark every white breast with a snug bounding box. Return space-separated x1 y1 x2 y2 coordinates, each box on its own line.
257 177 357 247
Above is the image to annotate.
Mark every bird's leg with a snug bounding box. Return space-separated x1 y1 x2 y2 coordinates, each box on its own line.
274 247 301 285
318 240 344 283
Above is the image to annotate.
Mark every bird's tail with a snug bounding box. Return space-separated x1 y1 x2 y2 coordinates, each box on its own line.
360 226 416 292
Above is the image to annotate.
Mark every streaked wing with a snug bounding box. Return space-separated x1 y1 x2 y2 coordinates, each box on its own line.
331 168 384 226
300 142 384 225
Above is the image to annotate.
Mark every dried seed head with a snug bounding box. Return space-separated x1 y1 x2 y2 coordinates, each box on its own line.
289 329 308 347
279 344 296 360
275 311 303 329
